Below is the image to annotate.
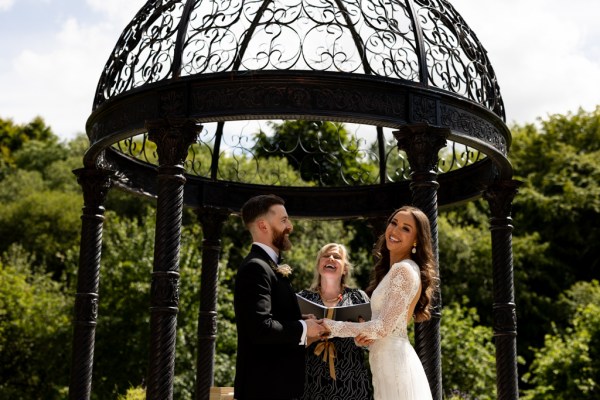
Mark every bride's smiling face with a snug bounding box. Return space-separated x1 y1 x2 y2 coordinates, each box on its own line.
318 246 345 280
385 210 417 261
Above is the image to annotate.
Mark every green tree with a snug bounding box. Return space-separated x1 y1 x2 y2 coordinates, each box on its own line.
0 116 54 169
439 299 497 400
13 138 70 173
510 107 600 285
0 125 84 278
501 106 600 362
0 245 71 399
521 281 600 399
0 190 83 278
253 120 377 186
438 204 556 360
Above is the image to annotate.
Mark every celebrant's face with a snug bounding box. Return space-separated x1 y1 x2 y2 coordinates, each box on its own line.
318 246 345 281
268 204 293 252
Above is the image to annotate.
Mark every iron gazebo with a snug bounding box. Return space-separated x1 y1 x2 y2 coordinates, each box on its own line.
70 0 520 399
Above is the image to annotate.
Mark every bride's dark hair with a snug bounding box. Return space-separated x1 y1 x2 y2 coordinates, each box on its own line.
365 206 438 322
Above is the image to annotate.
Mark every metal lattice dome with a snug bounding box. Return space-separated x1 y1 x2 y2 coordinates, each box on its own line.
85 0 512 217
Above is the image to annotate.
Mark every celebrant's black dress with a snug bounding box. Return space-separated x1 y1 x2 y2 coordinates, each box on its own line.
297 288 373 400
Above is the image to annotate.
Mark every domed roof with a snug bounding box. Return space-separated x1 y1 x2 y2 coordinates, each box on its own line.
85 0 511 217
93 0 504 119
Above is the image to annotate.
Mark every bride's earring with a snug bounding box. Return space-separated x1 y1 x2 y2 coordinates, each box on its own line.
411 242 417 254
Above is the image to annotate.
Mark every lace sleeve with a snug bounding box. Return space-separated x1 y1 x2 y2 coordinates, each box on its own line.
327 261 420 339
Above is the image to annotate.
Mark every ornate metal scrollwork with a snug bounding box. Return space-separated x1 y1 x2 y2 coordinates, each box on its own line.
94 0 504 120
113 121 486 187
414 0 505 118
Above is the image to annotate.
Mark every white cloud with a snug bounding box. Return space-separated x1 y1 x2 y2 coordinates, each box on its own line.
0 1 146 139
0 0 15 12
1 19 113 137
86 0 145 25
454 0 600 124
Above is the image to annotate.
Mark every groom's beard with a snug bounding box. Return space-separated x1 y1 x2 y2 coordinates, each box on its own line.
272 227 292 252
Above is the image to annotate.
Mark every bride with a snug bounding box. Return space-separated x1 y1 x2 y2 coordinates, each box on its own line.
324 206 438 400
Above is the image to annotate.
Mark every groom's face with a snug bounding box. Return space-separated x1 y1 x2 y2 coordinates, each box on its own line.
268 205 293 252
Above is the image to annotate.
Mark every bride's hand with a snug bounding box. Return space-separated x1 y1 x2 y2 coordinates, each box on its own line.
355 333 374 347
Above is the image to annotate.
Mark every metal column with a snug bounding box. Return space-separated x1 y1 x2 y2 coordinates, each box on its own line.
395 125 448 400
69 168 113 400
484 180 522 400
195 208 229 400
145 119 201 400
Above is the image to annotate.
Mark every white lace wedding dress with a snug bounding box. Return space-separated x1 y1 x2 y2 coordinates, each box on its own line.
327 259 433 400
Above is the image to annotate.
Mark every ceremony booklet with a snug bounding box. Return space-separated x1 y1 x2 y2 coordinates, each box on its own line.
296 294 372 322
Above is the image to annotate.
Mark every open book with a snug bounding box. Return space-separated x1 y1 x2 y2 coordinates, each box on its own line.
296 294 372 322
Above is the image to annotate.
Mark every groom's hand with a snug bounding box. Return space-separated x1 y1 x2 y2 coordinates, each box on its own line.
305 318 329 339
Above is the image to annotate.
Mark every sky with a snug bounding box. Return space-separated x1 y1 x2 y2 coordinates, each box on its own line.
1 0 599 141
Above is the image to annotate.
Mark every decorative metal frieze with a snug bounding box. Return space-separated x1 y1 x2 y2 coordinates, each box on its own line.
159 89 186 119
88 96 156 143
111 120 491 191
410 94 438 125
190 83 408 120
441 104 508 155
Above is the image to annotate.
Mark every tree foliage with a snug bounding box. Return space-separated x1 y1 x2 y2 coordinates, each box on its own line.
0 245 71 399
521 281 600 399
1 107 600 399
510 107 600 284
439 299 497 400
0 116 54 169
253 120 377 186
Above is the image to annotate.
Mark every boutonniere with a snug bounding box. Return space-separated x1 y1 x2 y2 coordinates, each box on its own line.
268 260 293 277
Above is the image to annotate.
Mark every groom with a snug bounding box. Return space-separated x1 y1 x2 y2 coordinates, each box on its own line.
233 194 327 400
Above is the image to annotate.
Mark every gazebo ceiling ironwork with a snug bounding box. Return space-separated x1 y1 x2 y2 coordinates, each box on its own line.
85 0 512 217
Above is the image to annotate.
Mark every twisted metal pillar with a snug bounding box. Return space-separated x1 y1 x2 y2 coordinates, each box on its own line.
483 180 521 400
195 207 229 400
146 119 201 400
395 125 448 400
69 168 113 400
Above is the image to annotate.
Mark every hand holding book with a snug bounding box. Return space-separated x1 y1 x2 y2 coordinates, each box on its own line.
296 294 371 322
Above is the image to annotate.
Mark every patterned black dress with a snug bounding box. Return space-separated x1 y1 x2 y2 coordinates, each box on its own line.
298 288 373 400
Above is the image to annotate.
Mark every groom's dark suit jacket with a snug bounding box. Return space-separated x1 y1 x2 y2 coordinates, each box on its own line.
233 245 305 400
